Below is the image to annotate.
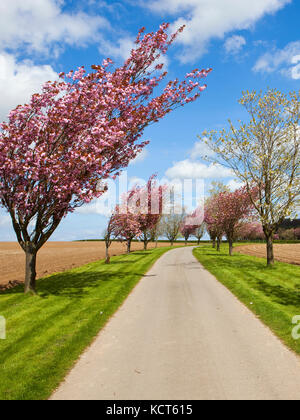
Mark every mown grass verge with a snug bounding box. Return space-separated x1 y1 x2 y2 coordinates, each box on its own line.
0 246 174 400
193 244 300 356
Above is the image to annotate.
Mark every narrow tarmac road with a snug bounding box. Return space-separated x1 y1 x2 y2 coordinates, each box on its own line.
51 247 300 400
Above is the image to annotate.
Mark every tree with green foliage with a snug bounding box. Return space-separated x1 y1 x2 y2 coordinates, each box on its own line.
202 89 300 265
160 213 185 246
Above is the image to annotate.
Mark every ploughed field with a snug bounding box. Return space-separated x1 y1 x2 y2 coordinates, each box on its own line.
0 241 173 287
235 243 300 265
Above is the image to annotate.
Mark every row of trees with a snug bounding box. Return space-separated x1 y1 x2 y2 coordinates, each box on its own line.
204 180 300 258
104 175 165 263
104 172 300 265
204 182 257 255
277 228 300 241
237 225 300 241
202 89 299 265
103 176 206 263
156 211 205 246
0 24 211 293
101 88 299 267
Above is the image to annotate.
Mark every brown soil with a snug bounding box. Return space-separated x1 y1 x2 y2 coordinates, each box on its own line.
235 243 300 265
0 241 174 287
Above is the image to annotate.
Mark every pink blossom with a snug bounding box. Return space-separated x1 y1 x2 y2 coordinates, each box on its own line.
0 23 212 292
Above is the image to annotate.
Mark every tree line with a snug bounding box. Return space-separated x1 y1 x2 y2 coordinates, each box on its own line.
0 24 211 294
202 89 299 265
103 175 206 263
0 18 299 293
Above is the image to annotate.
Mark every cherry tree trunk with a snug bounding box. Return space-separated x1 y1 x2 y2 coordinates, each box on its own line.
212 238 216 248
266 235 275 265
228 238 234 256
105 244 110 264
127 240 132 254
144 240 148 251
217 237 221 252
24 248 37 294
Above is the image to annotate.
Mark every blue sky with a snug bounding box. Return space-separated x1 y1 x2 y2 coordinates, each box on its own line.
0 0 299 241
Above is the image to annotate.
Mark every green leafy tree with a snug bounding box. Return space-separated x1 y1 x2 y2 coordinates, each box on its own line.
202 89 300 265
160 213 185 246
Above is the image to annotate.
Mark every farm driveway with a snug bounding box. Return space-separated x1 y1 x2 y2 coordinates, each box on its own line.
51 247 300 400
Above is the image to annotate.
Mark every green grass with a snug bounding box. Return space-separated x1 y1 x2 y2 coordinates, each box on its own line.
193 244 300 356
0 246 174 400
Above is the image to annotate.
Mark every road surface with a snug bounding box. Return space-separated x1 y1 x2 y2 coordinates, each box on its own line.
51 247 300 400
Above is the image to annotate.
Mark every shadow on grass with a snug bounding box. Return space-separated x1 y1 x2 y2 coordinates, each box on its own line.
1 268 147 299
196 248 284 271
108 252 152 264
195 247 300 308
254 280 300 307
0 250 157 298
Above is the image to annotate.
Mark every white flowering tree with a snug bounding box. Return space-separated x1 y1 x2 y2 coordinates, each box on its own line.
202 89 300 265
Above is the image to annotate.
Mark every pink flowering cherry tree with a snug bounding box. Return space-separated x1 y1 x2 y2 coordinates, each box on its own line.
236 222 264 241
204 196 224 251
110 207 142 254
216 187 256 255
205 187 256 254
180 208 204 245
206 224 218 248
180 224 196 245
295 228 300 240
130 175 167 250
109 175 167 253
0 23 211 293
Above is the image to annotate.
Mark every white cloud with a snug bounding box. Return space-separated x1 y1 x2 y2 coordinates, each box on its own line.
189 139 216 160
0 0 108 55
224 35 246 55
144 0 291 62
253 41 300 80
129 149 149 166
291 54 300 64
226 179 244 191
0 2 111 121
76 192 116 217
165 159 233 179
100 37 136 62
128 177 147 188
76 199 111 217
76 178 119 217
166 138 233 180
0 53 58 121
99 36 169 69
291 61 300 80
